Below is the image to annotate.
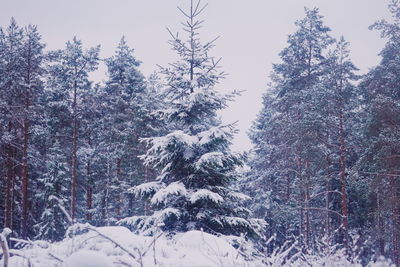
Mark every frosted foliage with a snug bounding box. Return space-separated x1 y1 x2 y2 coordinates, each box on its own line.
153 208 181 221
190 189 224 204
133 181 161 197
196 152 224 168
150 182 188 205
129 0 257 237
197 126 228 145
228 191 251 201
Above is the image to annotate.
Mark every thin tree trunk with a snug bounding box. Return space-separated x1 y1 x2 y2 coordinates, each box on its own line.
4 122 15 230
86 160 92 221
390 174 399 266
377 184 385 257
304 160 311 249
71 79 78 222
86 131 92 221
103 153 111 225
325 154 332 239
21 117 29 238
144 166 149 216
339 110 349 246
21 37 33 239
116 158 121 218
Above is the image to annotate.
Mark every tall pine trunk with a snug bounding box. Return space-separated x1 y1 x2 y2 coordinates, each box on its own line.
4 121 15 230
86 161 92 221
86 132 92 221
390 174 399 266
339 110 349 246
21 117 29 238
71 79 78 222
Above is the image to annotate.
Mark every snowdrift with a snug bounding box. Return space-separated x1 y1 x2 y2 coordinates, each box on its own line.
3 225 263 267
1 225 394 266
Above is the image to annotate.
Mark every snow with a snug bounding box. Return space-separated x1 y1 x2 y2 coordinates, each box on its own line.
2 225 263 267
222 216 252 228
2 224 396 267
173 230 254 267
197 127 227 145
152 130 197 147
150 182 188 205
65 250 113 267
228 191 251 201
196 152 224 168
133 181 161 197
190 189 224 204
153 207 181 221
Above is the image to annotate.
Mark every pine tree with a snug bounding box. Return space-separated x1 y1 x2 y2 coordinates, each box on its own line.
0 19 45 238
0 18 25 235
358 1 400 264
247 7 338 248
318 37 359 246
34 141 70 241
95 37 160 224
19 24 46 239
46 37 100 222
127 0 259 237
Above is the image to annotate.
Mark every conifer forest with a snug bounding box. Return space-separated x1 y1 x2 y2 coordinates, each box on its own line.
0 0 400 266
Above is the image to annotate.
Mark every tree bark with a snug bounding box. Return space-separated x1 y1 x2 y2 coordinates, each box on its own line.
377 184 386 257
116 158 122 218
21 117 29 238
21 35 33 239
339 110 349 246
390 174 399 266
86 160 92 221
4 122 15 231
71 78 78 222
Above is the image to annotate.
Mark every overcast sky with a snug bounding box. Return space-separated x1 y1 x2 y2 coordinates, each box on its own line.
1 0 392 151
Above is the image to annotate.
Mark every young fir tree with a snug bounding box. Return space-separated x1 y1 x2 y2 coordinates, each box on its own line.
125 0 259 237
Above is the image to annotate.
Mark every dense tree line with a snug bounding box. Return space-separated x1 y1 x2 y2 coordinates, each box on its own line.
0 19 162 241
246 1 400 265
0 0 399 265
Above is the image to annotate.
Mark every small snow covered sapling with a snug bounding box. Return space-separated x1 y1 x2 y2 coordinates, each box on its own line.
0 228 12 267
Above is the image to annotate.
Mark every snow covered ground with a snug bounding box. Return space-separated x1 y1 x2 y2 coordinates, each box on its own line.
1 224 395 266
3 225 263 267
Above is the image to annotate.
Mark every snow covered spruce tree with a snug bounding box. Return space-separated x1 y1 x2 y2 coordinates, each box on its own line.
124 0 260 237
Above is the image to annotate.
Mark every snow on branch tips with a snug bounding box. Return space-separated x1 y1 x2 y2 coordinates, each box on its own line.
190 189 224 204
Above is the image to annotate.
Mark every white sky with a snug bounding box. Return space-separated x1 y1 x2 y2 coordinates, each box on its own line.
1 0 392 151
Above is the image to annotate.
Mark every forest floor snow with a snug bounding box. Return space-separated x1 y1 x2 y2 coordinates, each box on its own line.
2 225 396 266
4 225 263 267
